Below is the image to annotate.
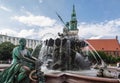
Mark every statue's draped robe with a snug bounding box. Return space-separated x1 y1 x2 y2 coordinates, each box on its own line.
0 46 35 83
0 63 22 83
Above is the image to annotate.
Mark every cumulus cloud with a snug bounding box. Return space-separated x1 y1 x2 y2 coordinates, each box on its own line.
0 28 37 39
1 29 17 36
17 29 36 38
1 18 120 40
78 19 120 39
38 24 63 40
12 15 56 27
0 5 11 12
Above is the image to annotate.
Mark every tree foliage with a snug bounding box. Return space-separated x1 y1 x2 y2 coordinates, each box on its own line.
88 51 120 64
0 42 15 60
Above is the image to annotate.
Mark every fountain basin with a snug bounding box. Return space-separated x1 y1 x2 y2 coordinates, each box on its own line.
45 73 119 83
31 69 120 83
0 64 120 83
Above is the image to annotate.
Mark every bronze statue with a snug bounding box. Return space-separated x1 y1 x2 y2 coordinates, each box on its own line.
0 38 37 83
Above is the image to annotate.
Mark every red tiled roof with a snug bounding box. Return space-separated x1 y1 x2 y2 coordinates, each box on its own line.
86 39 120 51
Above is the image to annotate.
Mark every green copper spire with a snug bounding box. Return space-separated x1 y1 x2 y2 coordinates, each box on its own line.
70 5 77 30
71 5 76 17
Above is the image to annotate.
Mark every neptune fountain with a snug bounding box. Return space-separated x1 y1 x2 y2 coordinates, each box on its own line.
37 5 91 71
0 5 120 83
29 5 120 83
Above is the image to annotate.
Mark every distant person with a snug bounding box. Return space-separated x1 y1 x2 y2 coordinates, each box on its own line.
117 62 120 68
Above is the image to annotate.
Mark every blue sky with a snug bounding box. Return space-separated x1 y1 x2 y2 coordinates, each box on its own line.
0 0 120 41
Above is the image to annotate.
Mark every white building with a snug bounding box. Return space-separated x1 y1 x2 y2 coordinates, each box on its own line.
0 34 40 49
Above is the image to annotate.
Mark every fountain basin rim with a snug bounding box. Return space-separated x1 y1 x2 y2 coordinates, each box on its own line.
45 73 120 83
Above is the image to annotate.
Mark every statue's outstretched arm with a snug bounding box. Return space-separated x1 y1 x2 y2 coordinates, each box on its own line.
19 52 35 63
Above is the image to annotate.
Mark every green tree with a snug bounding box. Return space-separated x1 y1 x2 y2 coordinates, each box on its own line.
0 42 15 60
88 51 118 64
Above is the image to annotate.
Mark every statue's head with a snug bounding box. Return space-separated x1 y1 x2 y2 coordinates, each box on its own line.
19 38 26 47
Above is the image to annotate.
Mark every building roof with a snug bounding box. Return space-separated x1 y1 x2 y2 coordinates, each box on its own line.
86 39 120 51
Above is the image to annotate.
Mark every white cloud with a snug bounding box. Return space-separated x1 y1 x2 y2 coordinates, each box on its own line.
1 29 17 36
78 19 120 39
0 5 11 12
1 18 120 41
38 24 63 40
12 15 56 27
16 25 63 40
0 28 37 39
17 29 36 38
89 36 103 39
0 25 63 40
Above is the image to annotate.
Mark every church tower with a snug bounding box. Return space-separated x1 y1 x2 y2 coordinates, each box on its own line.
70 5 77 30
67 5 79 37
